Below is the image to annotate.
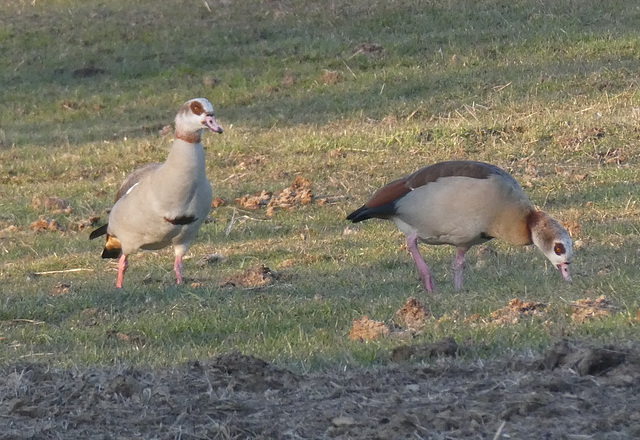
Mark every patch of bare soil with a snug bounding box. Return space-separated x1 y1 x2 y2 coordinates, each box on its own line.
31 196 72 214
391 337 458 362
236 189 272 211
436 297 613 329
394 297 430 330
0 225 20 237
321 70 343 85
211 196 226 208
349 316 390 341
220 264 279 288
2 342 640 439
29 217 62 232
571 295 614 323
489 298 548 326
73 215 101 232
50 282 72 296
25 196 100 233
351 298 431 342
235 176 314 217
353 42 384 54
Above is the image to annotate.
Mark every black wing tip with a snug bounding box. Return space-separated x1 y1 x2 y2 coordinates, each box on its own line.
346 206 369 223
101 247 122 259
89 223 108 240
347 203 398 223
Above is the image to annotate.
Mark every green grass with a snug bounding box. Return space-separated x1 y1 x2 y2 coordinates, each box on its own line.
1 0 640 372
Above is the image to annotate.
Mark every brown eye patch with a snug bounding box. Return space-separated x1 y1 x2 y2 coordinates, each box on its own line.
190 101 205 115
554 243 566 256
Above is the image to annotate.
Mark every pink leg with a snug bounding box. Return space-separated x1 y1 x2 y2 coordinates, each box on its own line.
116 254 128 289
174 255 183 285
453 247 466 291
406 232 435 293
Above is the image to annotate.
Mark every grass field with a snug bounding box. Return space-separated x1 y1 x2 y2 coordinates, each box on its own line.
1 0 639 372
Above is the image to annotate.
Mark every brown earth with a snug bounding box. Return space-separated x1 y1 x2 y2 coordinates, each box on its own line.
220 264 279 288
1 340 639 439
349 316 390 341
235 176 314 217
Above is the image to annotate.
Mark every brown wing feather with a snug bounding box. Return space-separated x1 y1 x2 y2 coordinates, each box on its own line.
405 160 499 189
364 177 411 208
365 161 501 208
90 163 161 251
114 163 162 202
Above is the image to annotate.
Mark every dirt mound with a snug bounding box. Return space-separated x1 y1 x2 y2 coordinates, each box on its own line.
489 298 547 325
350 297 431 342
220 264 279 288
211 196 226 208
236 189 272 210
540 339 626 375
571 295 614 323
31 195 72 214
353 42 384 54
391 337 458 362
235 176 314 217
29 217 62 232
394 297 430 329
438 297 614 329
2 341 640 438
198 351 299 393
349 316 389 341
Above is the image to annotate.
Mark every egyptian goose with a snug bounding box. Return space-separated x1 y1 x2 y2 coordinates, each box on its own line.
90 98 223 288
346 160 573 292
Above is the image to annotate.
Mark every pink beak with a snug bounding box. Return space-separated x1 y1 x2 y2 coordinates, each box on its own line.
557 262 572 282
204 115 223 134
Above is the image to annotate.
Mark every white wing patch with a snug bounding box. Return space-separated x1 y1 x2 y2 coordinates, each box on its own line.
125 182 139 196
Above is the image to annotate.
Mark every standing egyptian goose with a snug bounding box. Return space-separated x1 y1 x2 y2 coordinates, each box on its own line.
346 160 573 292
90 98 223 288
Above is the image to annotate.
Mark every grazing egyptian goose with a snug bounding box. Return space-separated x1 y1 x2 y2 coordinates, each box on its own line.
346 160 573 292
90 98 223 288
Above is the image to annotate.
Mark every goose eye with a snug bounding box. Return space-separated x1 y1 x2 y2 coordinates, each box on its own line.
190 101 204 115
554 243 566 256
